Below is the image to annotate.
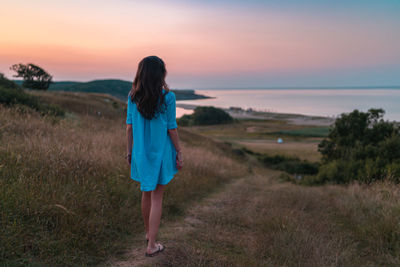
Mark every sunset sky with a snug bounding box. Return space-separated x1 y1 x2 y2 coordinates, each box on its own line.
1 0 399 88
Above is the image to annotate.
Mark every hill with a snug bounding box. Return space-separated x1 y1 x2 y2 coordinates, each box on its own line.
13 79 210 101
1 89 399 266
0 90 247 266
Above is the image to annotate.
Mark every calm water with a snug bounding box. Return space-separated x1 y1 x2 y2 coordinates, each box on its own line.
176 89 400 121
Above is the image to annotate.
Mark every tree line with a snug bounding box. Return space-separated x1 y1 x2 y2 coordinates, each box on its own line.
317 108 400 184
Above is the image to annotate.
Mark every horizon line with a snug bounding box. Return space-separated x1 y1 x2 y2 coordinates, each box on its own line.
12 78 400 90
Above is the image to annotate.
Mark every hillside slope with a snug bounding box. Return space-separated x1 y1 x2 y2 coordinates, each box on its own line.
14 79 210 101
1 90 399 266
0 90 249 266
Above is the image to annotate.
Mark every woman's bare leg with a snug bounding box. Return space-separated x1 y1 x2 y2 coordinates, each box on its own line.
141 191 152 240
147 184 165 253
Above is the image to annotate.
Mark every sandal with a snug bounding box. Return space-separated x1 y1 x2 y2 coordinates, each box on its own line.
145 243 165 257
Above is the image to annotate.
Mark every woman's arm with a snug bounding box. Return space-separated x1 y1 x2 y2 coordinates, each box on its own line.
168 128 183 169
167 128 181 152
126 124 133 165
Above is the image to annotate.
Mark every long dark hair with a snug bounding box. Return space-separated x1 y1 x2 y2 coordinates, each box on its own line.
129 56 169 119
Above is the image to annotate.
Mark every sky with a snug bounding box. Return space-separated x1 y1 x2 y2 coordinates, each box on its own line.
0 0 399 88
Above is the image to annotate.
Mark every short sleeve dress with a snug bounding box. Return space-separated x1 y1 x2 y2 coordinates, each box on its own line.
126 90 179 191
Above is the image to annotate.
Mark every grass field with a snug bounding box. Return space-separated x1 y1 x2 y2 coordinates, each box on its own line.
236 139 321 162
181 116 325 162
1 90 399 266
156 168 400 266
271 126 330 137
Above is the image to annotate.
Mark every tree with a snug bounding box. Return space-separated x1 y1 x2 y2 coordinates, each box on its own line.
317 108 400 184
10 63 53 90
178 106 234 126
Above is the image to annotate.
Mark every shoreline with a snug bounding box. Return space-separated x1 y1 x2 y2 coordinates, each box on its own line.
172 89 213 101
176 88 400 122
176 103 335 126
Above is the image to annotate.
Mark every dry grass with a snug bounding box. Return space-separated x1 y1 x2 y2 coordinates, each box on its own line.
27 90 126 119
157 169 400 267
0 92 248 266
2 91 399 266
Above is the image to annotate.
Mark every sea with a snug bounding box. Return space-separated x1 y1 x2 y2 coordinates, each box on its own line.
175 88 400 121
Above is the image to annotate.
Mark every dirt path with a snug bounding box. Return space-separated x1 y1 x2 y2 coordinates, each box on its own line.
106 167 398 266
107 169 274 267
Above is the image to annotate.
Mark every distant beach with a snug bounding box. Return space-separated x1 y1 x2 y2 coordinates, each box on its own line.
175 88 400 121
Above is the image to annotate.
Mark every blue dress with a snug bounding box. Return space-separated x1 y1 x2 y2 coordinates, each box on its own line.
126 90 178 191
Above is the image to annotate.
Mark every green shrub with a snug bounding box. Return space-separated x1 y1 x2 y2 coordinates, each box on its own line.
0 86 64 116
0 73 20 89
317 160 343 183
278 173 293 183
240 147 318 176
257 154 319 175
177 114 192 126
112 101 119 109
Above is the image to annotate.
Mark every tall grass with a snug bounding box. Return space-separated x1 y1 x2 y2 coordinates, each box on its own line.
0 94 248 266
159 171 400 266
0 87 64 117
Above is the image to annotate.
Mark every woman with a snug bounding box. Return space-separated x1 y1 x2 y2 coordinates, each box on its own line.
125 56 183 257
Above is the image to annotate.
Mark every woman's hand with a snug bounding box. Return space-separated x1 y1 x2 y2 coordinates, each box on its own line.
176 151 183 169
168 128 182 169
